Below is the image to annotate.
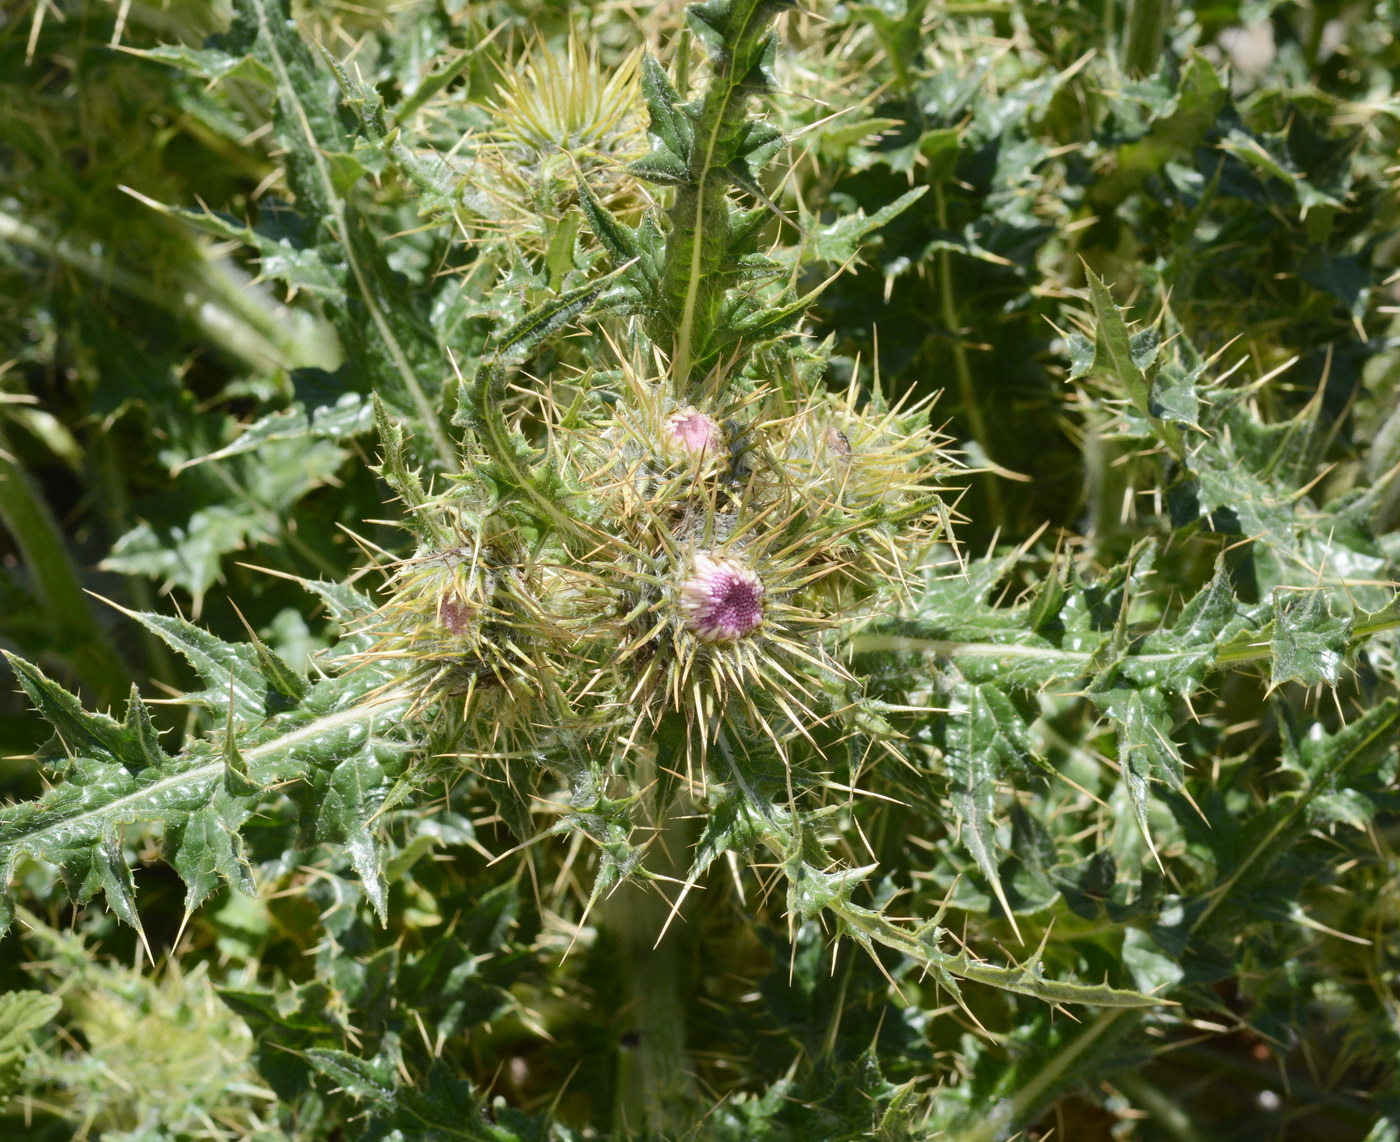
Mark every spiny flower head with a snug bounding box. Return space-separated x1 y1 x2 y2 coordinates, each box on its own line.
377 543 494 667
571 366 751 523
360 508 578 755
767 385 948 513
488 33 644 160
678 553 765 642
458 34 647 259
519 351 953 762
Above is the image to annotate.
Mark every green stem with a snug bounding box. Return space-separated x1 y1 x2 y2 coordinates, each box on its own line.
249 0 457 471
600 752 697 1135
935 185 1001 522
1351 610 1400 642
1122 0 1175 76
659 0 784 386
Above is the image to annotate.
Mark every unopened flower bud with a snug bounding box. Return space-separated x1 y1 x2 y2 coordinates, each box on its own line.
678 554 765 642
664 408 723 457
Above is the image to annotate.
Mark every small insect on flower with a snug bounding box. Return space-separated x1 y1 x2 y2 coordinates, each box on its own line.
678 553 765 642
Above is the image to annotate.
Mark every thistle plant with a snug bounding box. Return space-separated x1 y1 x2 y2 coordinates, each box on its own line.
4 1 1400 1139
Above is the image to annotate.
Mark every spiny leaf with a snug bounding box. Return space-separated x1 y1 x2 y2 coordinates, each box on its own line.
575 176 643 274
493 276 613 363
2 653 160 779
123 42 275 86
1090 52 1228 209
303 1050 524 1140
1113 688 1185 853
291 748 395 924
179 390 373 472
373 391 430 516
1084 269 1155 423
0 615 413 934
639 51 693 164
1271 588 1349 687
110 608 270 721
121 687 168 776
222 700 260 799
129 197 347 302
796 186 928 266
942 678 1036 937
827 893 1163 1008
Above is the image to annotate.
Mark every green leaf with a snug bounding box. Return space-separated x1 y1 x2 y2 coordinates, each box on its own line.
493 277 612 364
1027 562 1068 633
1353 593 1400 642
0 989 61 1108
639 51 693 164
1090 53 1228 208
1114 687 1184 849
1150 357 1203 426
163 784 258 912
1271 589 1348 687
1084 269 1154 421
122 688 169 776
628 149 692 185
139 199 347 302
303 1049 524 1140
181 390 373 470
125 42 276 86
103 438 346 609
2 653 161 779
0 603 413 934
942 678 1037 934
291 748 394 923
1066 332 1096 381
1191 699 1400 946
797 187 928 266
111 608 270 721
222 707 261 798
576 176 644 274
372 391 431 519
218 0 454 464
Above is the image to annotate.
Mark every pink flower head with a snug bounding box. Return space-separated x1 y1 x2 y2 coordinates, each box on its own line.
664 408 722 457
678 554 765 642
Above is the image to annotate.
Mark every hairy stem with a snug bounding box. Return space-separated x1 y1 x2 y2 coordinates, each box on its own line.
601 752 697 1135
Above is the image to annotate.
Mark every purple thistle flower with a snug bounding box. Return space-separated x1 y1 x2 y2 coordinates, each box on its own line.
664 408 722 456
679 554 765 642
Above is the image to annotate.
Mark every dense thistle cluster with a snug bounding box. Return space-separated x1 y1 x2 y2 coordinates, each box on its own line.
372 358 952 770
